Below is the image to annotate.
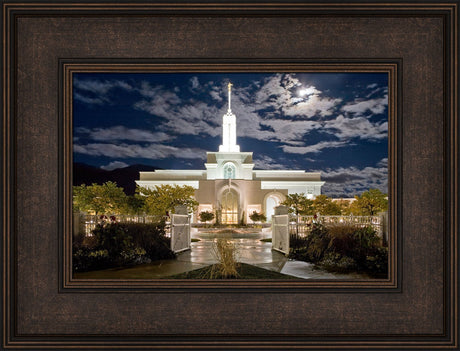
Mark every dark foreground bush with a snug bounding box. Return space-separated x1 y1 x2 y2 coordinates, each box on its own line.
73 220 175 272
118 222 175 261
72 246 113 272
289 222 329 262
289 222 388 277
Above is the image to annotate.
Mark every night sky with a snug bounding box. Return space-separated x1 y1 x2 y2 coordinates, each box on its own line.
73 72 388 197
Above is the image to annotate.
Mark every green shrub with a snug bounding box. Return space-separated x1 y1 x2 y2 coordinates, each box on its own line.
199 211 215 223
92 222 135 263
289 221 329 262
73 231 98 250
289 233 309 250
72 233 111 272
119 222 175 261
249 211 267 223
363 247 388 276
72 220 175 272
319 253 358 273
288 222 388 276
354 225 381 249
326 223 361 257
72 247 112 272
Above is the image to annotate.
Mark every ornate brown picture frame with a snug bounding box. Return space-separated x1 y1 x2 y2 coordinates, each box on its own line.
2 1 458 349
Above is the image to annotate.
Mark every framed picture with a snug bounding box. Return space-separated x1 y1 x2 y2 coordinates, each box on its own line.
2 1 457 349
67 64 395 286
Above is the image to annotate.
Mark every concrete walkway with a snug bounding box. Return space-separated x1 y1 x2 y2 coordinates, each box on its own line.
149 229 368 280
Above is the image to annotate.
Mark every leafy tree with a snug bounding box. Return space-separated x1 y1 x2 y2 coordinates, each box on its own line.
199 211 215 223
137 184 199 216
351 188 388 216
334 199 353 215
249 211 267 223
281 193 314 235
125 194 146 215
73 181 128 215
312 195 341 215
281 193 314 216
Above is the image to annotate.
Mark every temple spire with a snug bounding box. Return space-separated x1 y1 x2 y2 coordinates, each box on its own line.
227 82 233 112
219 81 240 153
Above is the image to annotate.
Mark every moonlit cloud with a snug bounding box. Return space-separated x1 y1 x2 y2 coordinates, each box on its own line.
253 155 287 170
74 92 108 105
74 79 116 95
253 74 341 118
101 161 129 171
341 95 388 116
316 158 388 197
73 79 133 104
209 88 223 101
133 83 223 138
254 74 298 106
87 79 131 93
190 76 200 90
259 119 321 143
377 158 388 167
282 140 350 154
283 93 342 118
74 143 207 160
323 115 388 140
76 126 172 143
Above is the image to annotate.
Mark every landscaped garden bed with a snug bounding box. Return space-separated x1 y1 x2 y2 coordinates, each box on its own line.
289 220 388 278
168 263 301 279
72 216 175 273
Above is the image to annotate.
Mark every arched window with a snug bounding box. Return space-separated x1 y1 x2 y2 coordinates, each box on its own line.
223 163 236 179
265 193 284 222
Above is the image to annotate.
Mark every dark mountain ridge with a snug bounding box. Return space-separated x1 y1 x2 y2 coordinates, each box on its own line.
73 163 160 195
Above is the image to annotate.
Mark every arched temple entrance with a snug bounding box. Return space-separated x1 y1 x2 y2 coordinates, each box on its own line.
221 188 239 224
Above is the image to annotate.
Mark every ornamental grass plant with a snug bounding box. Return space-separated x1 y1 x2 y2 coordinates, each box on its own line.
208 238 240 278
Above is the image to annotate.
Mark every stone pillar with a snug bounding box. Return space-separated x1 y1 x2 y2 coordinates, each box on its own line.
274 205 289 215
174 205 188 215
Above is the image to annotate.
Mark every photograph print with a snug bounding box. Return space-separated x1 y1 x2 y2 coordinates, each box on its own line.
72 72 389 280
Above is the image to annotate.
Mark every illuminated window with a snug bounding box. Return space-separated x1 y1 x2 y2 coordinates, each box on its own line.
223 163 236 179
221 189 238 224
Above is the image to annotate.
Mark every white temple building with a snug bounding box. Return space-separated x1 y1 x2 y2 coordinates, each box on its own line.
136 83 325 224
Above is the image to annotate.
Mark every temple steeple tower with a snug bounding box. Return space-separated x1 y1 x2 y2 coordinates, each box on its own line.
219 82 240 152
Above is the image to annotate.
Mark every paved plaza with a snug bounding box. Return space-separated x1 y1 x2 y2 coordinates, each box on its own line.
140 229 369 279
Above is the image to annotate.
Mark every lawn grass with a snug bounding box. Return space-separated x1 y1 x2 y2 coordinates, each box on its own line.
168 263 301 279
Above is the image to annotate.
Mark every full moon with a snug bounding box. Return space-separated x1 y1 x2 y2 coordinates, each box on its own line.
298 89 309 97
298 86 318 97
